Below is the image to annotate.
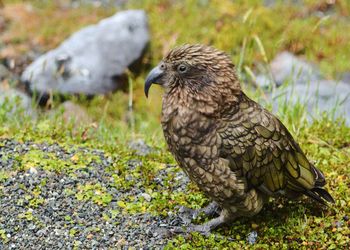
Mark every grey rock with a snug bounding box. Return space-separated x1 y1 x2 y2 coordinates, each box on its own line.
0 64 12 80
0 86 34 116
71 0 128 7
53 101 92 126
247 231 258 245
255 74 273 89
128 139 153 156
28 167 38 175
263 0 305 8
255 52 350 124
22 10 149 96
271 79 350 123
269 51 321 86
140 193 152 202
340 72 350 84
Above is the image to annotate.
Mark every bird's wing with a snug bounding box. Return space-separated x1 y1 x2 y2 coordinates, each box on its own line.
162 106 247 202
218 93 322 197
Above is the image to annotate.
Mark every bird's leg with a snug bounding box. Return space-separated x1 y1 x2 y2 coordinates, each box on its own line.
173 209 233 236
178 201 220 223
187 210 231 235
173 190 265 235
201 201 221 216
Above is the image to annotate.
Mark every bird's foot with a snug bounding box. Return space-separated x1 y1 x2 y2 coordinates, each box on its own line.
171 209 229 236
178 201 220 223
171 224 211 237
178 206 200 223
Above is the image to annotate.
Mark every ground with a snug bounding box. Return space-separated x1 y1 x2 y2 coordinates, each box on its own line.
0 0 350 249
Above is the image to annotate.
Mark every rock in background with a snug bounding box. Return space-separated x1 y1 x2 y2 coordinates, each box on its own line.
0 64 12 81
255 52 350 124
21 10 149 97
70 0 128 7
0 85 34 116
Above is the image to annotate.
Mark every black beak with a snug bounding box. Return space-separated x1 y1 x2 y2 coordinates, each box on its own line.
144 65 164 98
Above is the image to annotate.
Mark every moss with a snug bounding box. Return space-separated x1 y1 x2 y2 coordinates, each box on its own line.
76 183 113 206
0 171 10 182
0 229 9 243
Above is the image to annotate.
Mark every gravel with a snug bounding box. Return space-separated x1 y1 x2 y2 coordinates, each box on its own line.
0 139 189 249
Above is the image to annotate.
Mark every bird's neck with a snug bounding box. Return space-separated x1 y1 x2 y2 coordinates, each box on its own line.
162 84 241 119
162 86 216 117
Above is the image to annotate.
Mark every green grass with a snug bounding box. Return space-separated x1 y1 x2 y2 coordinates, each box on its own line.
1 0 350 248
1 89 349 249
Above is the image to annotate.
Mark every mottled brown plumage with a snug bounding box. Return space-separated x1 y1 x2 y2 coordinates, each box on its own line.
144 44 334 233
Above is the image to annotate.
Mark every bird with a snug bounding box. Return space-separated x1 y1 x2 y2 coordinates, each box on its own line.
144 44 334 234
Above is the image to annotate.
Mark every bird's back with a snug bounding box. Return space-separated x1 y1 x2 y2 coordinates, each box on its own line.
218 92 334 204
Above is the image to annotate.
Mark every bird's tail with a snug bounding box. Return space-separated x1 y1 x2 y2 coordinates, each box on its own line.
305 187 335 205
304 166 335 205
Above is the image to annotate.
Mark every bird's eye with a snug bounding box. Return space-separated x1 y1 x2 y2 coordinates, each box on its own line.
177 64 188 73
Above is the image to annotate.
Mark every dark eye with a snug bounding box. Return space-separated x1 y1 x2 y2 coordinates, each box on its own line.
177 64 188 73
160 63 166 70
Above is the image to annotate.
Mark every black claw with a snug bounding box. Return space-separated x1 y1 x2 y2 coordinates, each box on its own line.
170 226 186 234
188 224 211 236
170 224 211 236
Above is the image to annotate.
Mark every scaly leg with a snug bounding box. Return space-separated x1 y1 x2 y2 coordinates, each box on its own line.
173 209 233 236
173 189 265 235
178 201 220 223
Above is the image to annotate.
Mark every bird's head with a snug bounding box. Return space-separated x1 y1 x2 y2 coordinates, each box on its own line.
144 44 241 98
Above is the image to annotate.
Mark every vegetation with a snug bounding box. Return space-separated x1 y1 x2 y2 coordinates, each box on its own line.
1 0 349 248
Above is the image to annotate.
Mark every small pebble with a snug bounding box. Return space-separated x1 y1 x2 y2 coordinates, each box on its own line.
140 193 152 202
28 167 38 175
247 231 258 245
336 221 343 228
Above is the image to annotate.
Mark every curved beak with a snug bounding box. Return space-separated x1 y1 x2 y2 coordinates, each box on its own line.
144 65 164 98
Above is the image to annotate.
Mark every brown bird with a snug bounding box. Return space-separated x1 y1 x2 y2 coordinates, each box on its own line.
144 44 334 234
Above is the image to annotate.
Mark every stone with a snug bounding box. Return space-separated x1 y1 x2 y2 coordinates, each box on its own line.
58 101 92 126
255 52 350 124
340 72 350 85
128 139 153 156
140 193 152 202
70 0 128 8
255 74 273 89
0 85 33 116
28 167 38 175
247 231 258 245
0 64 11 80
271 79 350 123
22 10 149 97
263 0 316 9
269 51 320 86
